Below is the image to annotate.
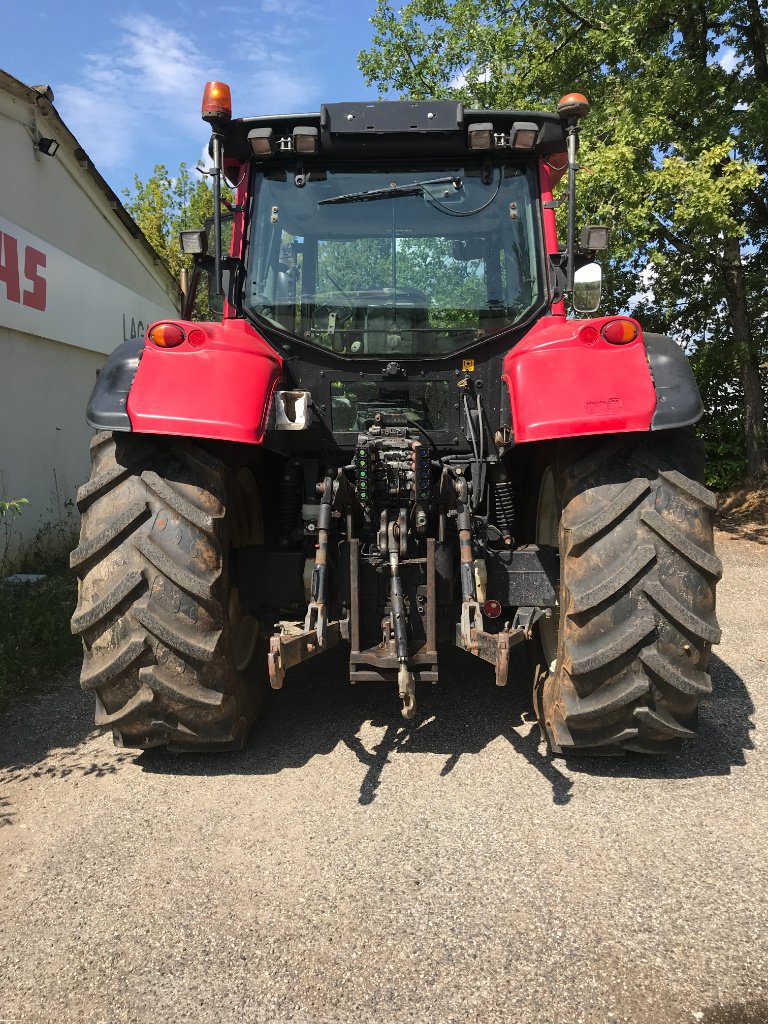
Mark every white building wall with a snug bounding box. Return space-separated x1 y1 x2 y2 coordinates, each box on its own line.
1 328 102 551
0 72 180 560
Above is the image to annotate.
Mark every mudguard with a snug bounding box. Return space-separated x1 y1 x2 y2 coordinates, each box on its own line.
644 332 704 429
87 319 283 445
502 316 702 443
86 338 142 433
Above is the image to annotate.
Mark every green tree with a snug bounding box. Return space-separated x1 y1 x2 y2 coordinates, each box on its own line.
123 162 233 319
360 0 768 481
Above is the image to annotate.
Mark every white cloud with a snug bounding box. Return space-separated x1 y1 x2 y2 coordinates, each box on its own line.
719 48 738 73
55 82 142 171
116 14 206 112
259 0 326 17
56 14 208 170
448 66 491 93
54 12 318 175
628 262 657 311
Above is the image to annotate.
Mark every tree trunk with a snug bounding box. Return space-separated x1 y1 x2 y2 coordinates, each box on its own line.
723 236 768 479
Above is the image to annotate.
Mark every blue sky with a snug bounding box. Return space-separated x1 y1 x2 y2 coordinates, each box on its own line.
2 0 381 198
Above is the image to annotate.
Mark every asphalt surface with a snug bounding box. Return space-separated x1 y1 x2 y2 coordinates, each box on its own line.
1 531 767 1024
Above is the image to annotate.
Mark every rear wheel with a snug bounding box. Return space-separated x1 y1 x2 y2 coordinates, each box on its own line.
70 432 268 751
536 430 721 755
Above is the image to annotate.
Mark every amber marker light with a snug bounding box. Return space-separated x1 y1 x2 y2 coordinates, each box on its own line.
601 319 639 345
202 81 232 123
557 92 591 119
148 323 186 348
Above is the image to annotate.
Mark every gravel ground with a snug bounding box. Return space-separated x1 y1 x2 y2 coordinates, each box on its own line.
1 532 767 1024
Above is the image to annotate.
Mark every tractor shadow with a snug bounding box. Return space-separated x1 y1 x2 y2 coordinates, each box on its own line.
137 647 755 806
559 653 756 784
0 668 118 782
0 668 134 829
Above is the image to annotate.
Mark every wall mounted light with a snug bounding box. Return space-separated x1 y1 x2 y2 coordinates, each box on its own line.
36 136 59 157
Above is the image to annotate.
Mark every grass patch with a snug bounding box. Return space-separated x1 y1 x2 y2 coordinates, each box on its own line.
0 472 81 710
0 561 80 712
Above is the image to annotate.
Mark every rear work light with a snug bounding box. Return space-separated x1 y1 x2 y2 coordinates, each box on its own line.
249 127 274 157
510 121 539 149
468 122 494 150
148 323 185 348
601 319 639 344
293 126 319 154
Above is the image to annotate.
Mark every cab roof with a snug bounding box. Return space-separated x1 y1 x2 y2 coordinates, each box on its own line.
221 100 567 163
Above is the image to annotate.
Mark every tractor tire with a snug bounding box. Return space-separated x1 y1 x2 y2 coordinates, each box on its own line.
70 431 267 752
536 429 721 755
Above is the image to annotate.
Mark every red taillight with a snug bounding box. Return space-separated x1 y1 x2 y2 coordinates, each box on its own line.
187 328 206 349
483 599 502 619
579 325 599 346
601 319 639 344
148 323 185 348
201 81 232 123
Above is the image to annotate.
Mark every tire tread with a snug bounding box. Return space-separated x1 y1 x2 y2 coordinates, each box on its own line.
541 430 719 755
71 432 260 751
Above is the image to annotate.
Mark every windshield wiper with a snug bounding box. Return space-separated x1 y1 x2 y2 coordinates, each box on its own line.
318 176 462 206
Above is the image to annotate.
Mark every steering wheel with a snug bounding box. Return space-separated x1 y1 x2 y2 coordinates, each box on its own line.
310 301 356 351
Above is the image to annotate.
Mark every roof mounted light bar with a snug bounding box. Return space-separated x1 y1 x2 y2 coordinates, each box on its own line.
249 128 317 157
468 120 541 151
248 127 274 156
293 126 318 154
231 102 567 162
467 122 494 150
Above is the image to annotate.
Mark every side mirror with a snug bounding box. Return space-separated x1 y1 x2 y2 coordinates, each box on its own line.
573 262 602 314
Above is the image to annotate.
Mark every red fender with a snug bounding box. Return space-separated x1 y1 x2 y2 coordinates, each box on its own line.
127 319 282 444
502 316 657 442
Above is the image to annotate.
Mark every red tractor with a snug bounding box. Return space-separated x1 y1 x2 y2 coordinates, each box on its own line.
71 83 720 755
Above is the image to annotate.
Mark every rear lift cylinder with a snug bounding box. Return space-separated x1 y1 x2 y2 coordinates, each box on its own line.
456 495 477 604
304 472 334 644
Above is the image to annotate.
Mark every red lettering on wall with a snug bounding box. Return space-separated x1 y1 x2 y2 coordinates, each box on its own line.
23 246 47 311
0 232 47 311
0 232 21 303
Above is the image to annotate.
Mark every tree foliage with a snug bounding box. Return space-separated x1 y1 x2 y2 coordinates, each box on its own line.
359 0 768 483
123 163 234 320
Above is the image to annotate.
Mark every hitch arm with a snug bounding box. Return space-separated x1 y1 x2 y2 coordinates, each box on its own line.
455 606 551 686
268 621 342 690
